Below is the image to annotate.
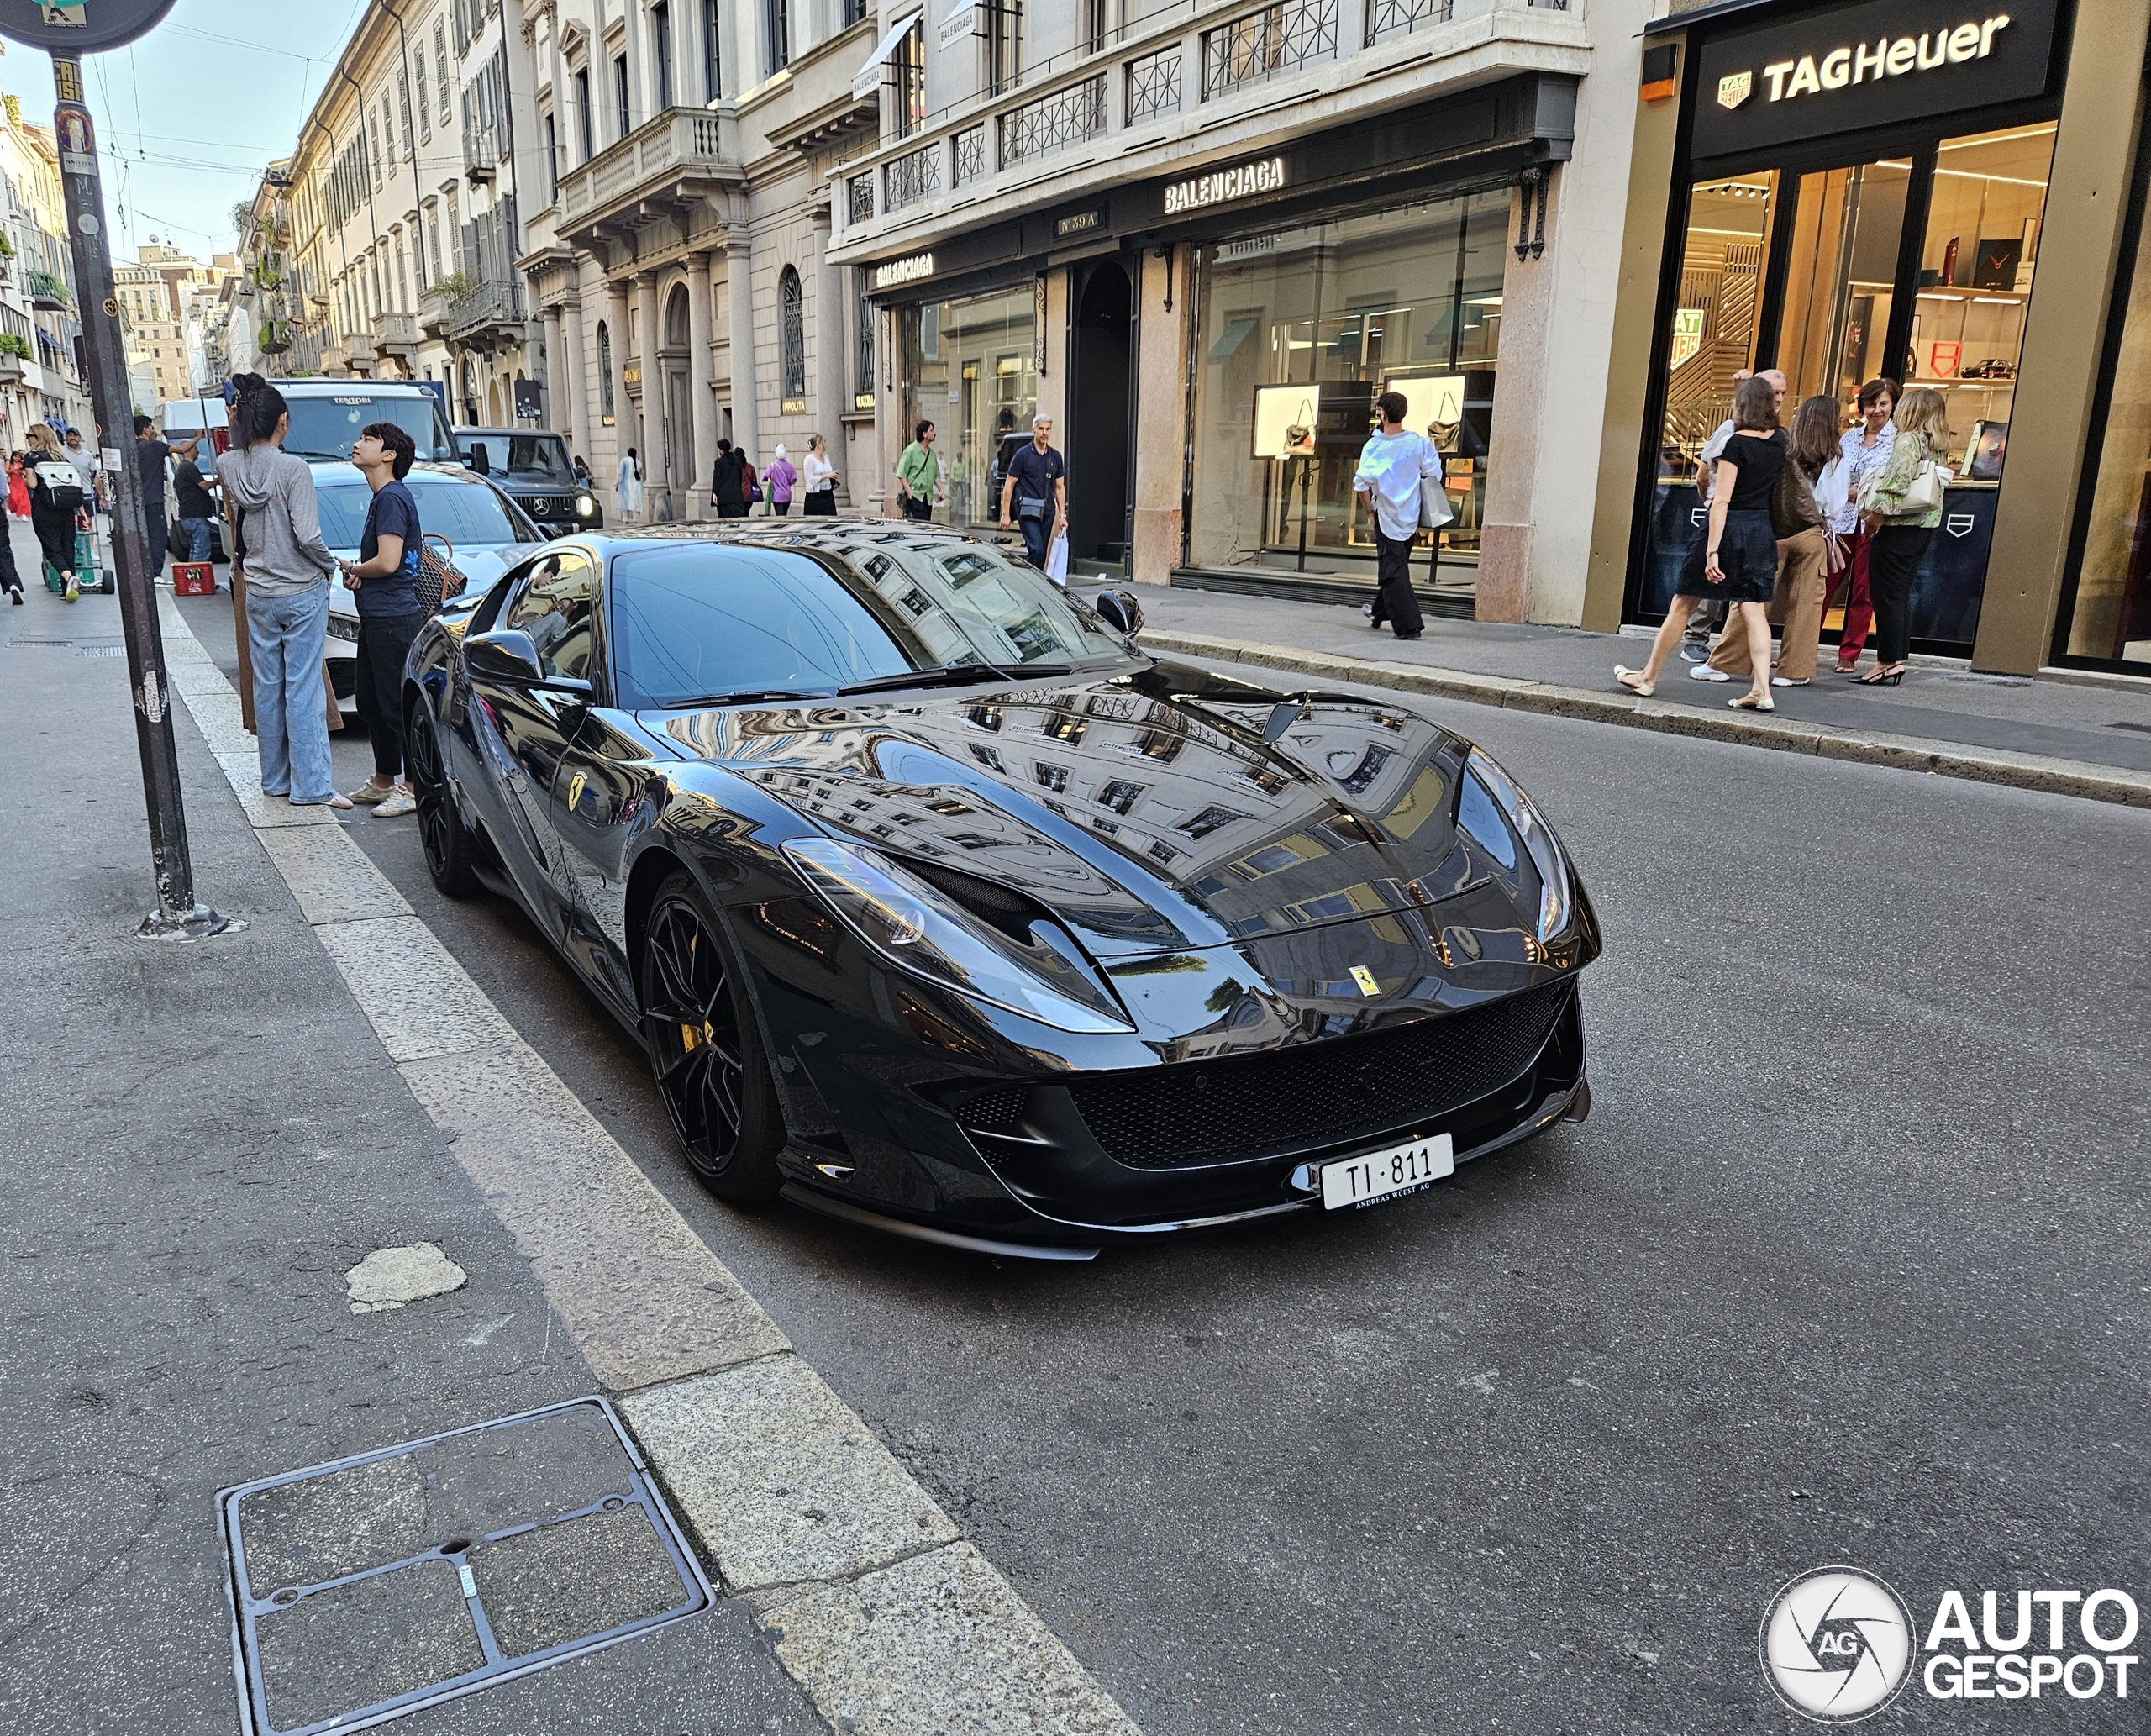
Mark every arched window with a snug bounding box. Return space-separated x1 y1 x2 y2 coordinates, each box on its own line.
597 320 615 422
779 266 805 411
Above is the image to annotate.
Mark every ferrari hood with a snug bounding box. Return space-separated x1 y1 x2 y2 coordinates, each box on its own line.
650 660 1508 960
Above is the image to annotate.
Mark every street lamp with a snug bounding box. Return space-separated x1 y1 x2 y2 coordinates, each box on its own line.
0 0 226 939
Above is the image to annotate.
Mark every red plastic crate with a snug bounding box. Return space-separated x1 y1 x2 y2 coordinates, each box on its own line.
172 563 215 596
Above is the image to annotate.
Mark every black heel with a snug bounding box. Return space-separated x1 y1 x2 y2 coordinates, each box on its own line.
1849 664 1906 687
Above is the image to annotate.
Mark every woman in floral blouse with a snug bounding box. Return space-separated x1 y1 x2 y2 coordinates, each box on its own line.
1854 387 1951 687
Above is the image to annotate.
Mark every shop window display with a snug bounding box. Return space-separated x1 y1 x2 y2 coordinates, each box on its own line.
1188 193 1508 588
898 287 1036 528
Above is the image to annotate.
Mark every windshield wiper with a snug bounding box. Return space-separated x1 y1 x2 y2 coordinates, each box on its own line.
838 662 1070 697
665 687 836 708
286 449 347 462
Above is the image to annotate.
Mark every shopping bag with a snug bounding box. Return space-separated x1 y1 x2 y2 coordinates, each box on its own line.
1044 530 1069 584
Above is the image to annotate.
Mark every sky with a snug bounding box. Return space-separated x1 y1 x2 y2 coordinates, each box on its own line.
0 0 371 265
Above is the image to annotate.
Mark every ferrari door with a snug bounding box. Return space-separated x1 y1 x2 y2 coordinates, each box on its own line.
465 548 602 932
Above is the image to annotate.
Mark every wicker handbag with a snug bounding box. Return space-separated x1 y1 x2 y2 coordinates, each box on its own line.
415 532 467 615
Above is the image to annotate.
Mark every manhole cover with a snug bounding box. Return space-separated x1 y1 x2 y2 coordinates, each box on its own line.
220 1397 711 1735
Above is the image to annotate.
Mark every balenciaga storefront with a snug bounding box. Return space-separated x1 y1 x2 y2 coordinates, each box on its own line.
1605 0 2151 673
864 73 1576 609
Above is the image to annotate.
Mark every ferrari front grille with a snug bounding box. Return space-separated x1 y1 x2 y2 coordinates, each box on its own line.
1062 981 1574 1169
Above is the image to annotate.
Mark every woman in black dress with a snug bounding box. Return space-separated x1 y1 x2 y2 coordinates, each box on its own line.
1617 374 1784 711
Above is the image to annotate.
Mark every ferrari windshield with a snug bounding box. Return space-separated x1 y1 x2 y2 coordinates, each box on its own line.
610 539 1138 709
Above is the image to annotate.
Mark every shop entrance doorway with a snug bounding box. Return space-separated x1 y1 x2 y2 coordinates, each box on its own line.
1066 259 1134 571
1634 123 2056 651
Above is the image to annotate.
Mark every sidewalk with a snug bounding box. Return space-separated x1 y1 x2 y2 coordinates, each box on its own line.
0 529 823 1733
1138 584 2151 806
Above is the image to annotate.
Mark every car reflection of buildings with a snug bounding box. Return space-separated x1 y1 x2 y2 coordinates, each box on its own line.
660 677 1485 1043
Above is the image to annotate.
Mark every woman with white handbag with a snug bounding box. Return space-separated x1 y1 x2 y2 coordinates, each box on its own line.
1853 387 1951 687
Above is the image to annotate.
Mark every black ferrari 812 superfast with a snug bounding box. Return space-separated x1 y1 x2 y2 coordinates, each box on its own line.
403 523 1599 1259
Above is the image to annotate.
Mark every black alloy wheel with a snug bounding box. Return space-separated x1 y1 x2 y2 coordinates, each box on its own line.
639 871 784 1202
405 691 478 898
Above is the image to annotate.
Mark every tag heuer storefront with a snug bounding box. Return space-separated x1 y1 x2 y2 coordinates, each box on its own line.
1607 0 2150 671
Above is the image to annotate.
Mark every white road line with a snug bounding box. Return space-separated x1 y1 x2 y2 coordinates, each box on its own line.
158 595 1142 1736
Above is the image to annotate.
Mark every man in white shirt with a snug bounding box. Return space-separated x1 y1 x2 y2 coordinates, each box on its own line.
1352 391 1446 640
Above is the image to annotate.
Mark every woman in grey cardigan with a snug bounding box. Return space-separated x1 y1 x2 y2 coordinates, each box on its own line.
221 376 350 808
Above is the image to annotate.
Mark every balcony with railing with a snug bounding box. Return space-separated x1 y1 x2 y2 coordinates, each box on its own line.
830 0 1578 248
442 276 526 347
373 310 420 355
556 107 743 245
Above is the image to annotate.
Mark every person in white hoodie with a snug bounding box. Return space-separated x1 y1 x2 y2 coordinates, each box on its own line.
219 375 350 809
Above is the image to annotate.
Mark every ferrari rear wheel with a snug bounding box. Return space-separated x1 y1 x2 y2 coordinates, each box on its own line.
406 690 478 899
640 872 785 1202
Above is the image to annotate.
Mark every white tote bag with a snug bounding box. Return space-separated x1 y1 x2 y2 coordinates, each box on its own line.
1043 529 1070 585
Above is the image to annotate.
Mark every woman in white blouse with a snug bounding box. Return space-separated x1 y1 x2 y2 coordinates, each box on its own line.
616 447 644 523
801 434 838 516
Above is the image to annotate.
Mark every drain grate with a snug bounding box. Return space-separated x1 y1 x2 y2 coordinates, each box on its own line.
76 644 127 659
220 1397 711 1735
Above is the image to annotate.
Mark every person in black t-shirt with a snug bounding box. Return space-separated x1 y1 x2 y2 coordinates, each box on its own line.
134 415 171 576
1615 375 1784 712
171 439 219 566
339 422 425 816
997 414 1066 571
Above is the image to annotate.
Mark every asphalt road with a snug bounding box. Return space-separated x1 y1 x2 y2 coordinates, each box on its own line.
178 592 2151 1732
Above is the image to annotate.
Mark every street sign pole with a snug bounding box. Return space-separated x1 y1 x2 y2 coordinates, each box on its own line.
50 50 224 939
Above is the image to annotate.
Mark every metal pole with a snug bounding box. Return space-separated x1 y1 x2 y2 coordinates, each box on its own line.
50 51 225 939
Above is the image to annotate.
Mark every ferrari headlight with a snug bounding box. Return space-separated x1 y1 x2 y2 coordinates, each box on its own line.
576 492 597 518
784 838 1133 1034
1464 748 1571 941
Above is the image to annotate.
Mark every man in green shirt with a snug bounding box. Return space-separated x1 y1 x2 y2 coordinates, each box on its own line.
895 420 943 522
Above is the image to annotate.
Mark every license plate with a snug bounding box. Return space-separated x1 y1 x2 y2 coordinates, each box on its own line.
1321 1134 1454 1210
326 614 359 642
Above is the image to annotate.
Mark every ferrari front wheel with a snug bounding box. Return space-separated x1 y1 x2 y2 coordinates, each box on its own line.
639 872 785 1203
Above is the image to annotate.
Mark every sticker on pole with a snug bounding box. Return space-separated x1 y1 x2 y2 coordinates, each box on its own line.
56 108 92 175
0 0 179 52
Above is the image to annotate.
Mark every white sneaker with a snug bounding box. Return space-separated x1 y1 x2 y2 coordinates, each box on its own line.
1686 663 1731 682
373 786 418 818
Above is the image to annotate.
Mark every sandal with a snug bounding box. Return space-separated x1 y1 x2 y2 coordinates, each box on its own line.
1613 665 1655 698
1730 692 1775 712
1854 663 1907 687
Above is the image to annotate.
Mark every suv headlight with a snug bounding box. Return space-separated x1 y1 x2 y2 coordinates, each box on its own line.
785 838 1133 1034
576 492 597 518
1462 748 1571 941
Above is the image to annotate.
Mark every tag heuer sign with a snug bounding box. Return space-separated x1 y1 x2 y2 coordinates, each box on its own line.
1690 0 2058 156
0 0 179 50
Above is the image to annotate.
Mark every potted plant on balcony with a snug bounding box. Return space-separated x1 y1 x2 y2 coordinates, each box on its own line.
26 270 69 313
0 232 15 287
0 332 29 381
434 271 473 310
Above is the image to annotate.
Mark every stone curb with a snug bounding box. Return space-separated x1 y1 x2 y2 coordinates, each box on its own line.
1138 629 2151 809
158 596 1144 1736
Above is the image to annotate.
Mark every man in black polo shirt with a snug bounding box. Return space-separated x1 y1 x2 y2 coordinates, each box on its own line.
997 413 1066 573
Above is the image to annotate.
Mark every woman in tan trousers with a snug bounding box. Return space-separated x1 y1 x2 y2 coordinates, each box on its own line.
1695 394 1841 687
